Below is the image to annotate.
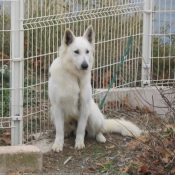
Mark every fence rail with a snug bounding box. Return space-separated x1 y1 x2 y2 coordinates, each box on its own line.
0 0 174 145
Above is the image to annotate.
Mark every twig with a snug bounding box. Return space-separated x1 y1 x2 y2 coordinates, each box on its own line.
155 86 175 116
63 156 72 165
44 166 60 172
165 156 175 168
152 95 154 112
140 156 166 175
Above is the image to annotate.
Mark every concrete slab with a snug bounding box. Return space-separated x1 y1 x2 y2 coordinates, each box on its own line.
0 145 42 173
94 86 175 117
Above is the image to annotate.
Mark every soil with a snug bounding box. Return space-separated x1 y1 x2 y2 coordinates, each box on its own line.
43 132 135 174
41 110 174 175
2 109 175 175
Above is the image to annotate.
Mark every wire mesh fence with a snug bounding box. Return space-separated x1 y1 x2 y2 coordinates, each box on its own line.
0 1 11 132
151 0 175 86
0 0 174 145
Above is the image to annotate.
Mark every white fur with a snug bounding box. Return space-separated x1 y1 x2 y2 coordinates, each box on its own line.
48 26 142 152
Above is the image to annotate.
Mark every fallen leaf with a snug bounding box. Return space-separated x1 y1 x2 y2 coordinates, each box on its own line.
160 157 169 164
116 101 121 108
103 71 113 88
155 146 166 154
123 94 131 110
105 145 115 149
123 94 129 105
155 146 170 158
137 155 145 161
96 163 105 168
127 140 139 149
23 169 33 173
103 102 110 111
137 135 151 144
82 167 96 174
1 132 11 145
139 163 149 173
120 166 129 173
23 138 26 143
164 69 169 79
171 167 175 173
116 77 121 81
164 124 175 132
103 101 122 111
8 173 16 175
136 106 141 110
88 167 96 172
164 139 175 148
96 162 111 168
8 171 22 175
0 52 10 64
91 72 98 88
142 106 152 113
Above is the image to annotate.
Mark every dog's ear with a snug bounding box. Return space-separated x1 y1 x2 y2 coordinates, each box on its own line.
64 29 75 45
83 25 94 44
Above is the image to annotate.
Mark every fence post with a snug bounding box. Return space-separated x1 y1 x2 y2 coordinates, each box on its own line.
11 0 24 145
142 0 154 86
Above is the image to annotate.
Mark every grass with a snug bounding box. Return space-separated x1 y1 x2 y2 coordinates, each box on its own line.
100 161 113 173
93 146 105 154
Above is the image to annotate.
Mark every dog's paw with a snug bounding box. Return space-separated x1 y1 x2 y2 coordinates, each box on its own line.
96 133 106 143
74 141 85 150
52 142 63 152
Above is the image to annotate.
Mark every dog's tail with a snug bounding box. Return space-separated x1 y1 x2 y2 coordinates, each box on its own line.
103 119 142 137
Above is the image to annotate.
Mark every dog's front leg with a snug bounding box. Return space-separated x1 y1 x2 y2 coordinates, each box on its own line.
75 79 91 150
75 103 89 149
52 106 64 152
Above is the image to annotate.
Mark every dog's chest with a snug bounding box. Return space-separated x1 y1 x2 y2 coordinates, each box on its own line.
60 79 80 117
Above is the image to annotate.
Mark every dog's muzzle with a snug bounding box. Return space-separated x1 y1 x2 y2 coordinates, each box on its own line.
81 61 88 70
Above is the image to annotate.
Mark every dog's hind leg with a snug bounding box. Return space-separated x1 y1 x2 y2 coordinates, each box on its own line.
86 121 106 143
96 132 106 143
87 100 107 143
52 105 65 152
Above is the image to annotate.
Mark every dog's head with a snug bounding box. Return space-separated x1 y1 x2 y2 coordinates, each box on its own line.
60 26 94 73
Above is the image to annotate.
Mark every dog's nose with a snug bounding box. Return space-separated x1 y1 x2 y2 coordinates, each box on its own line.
81 61 88 70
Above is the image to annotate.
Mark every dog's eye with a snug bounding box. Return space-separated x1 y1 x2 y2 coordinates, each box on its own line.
74 50 79 54
86 50 89 54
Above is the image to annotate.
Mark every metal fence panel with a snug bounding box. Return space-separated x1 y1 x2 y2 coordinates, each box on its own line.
20 0 144 143
151 0 175 85
0 1 12 137
0 0 174 145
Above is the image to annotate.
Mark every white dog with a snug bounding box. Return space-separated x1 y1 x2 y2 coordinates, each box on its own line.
48 26 142 152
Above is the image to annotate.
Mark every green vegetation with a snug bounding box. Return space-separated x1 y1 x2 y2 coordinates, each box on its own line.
0 65 10 117
93 146 105 154
151 25 175 82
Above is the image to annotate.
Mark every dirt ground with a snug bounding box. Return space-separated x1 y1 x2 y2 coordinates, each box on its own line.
43 134 127 174
41 110 175 175
2 109 175 175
